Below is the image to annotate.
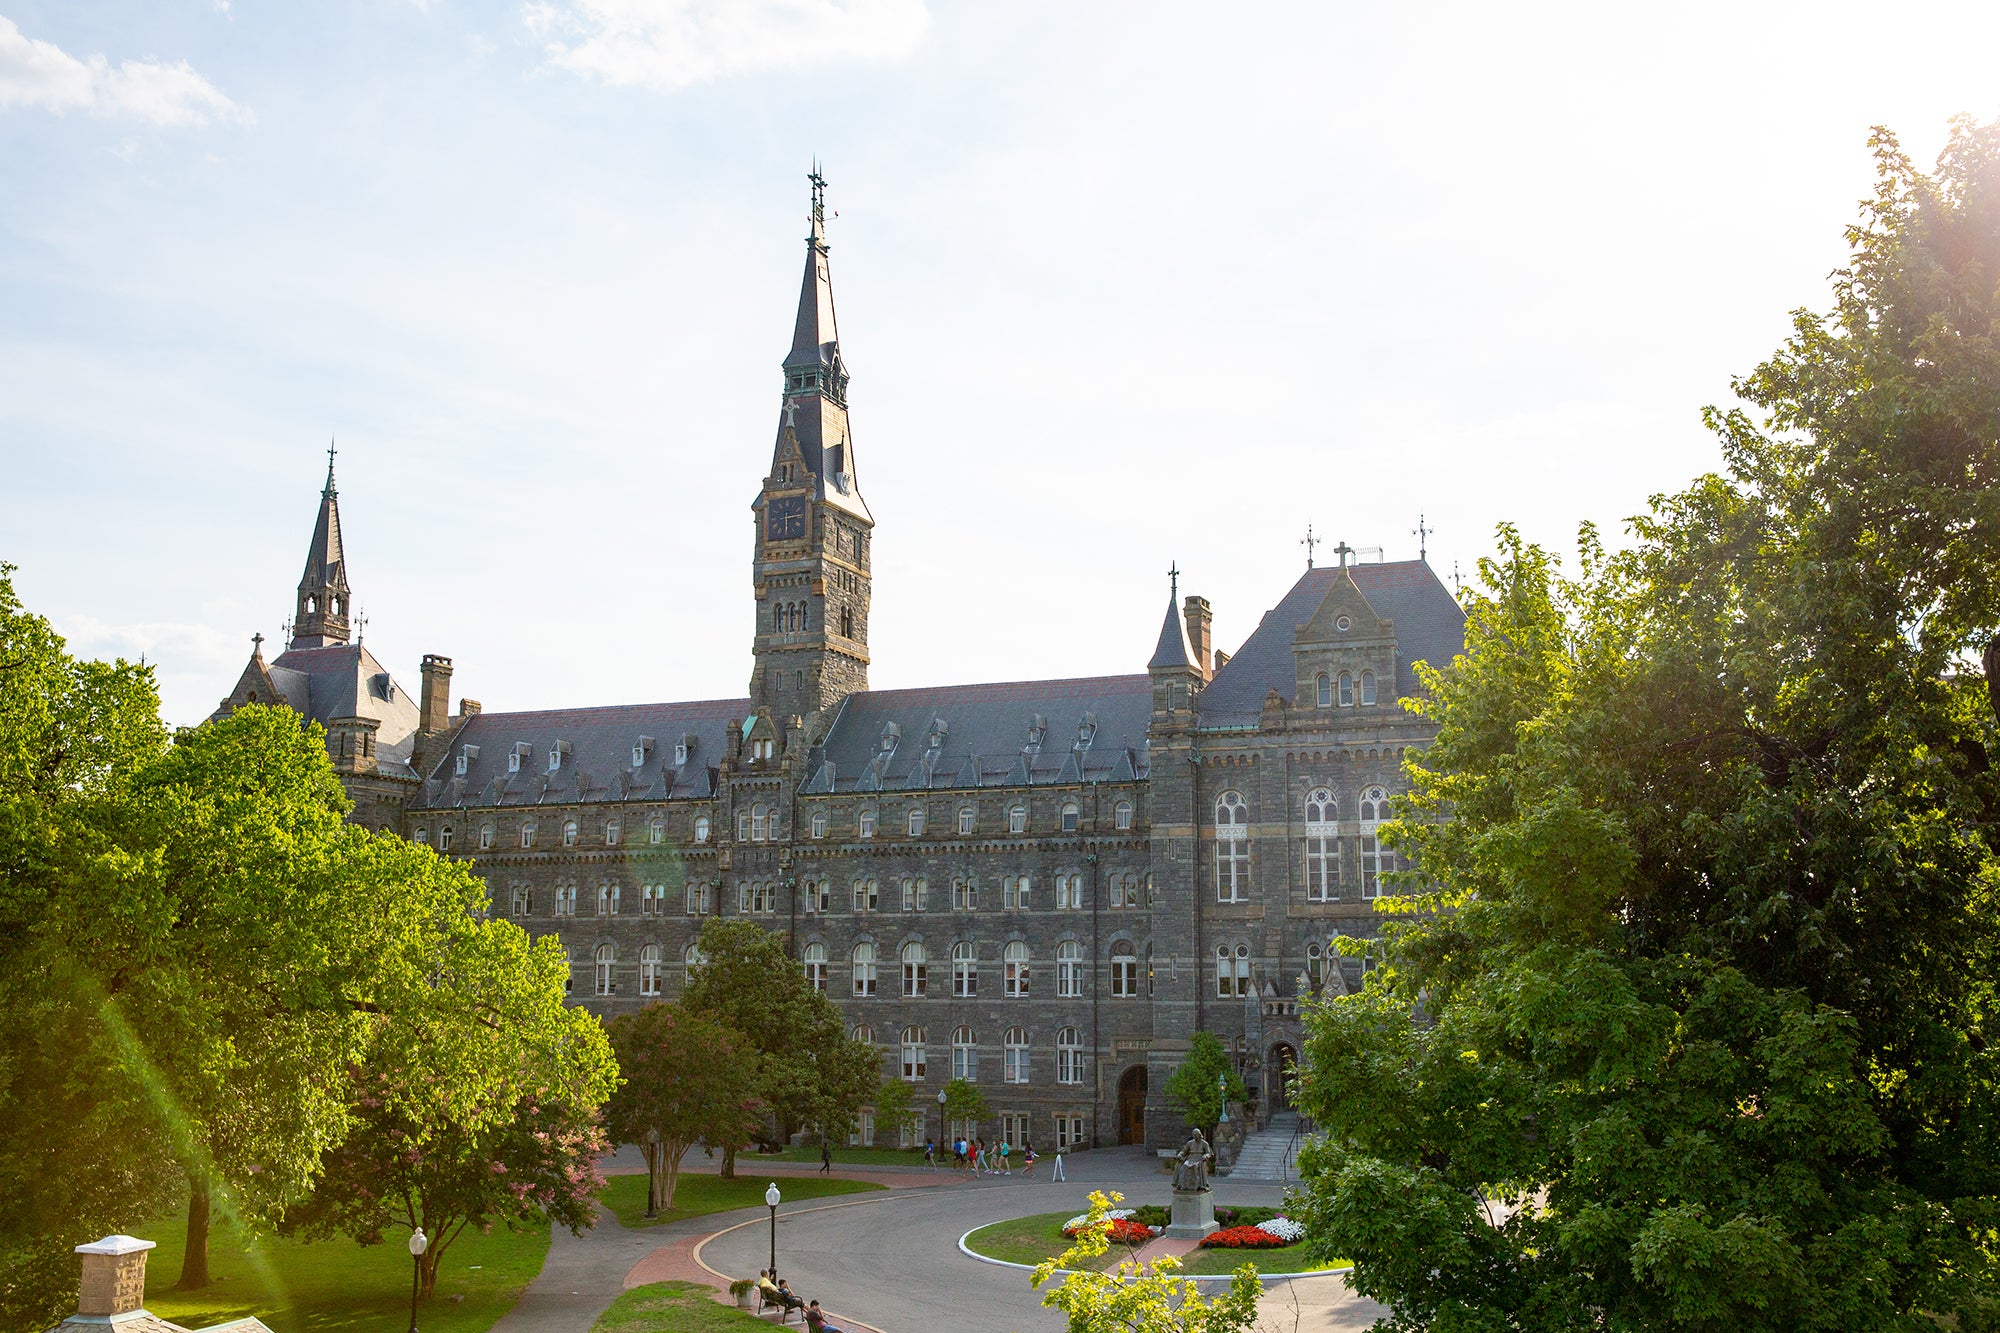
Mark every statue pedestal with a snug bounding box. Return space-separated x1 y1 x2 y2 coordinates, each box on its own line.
1163 1189 1218 1240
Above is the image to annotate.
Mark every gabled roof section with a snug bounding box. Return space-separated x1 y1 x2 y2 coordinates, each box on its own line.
261 642 424 778
1147 595 1197 671
1295 569 1392 645
408 697 748 809
1199 560 1465 725
811 676 1151 794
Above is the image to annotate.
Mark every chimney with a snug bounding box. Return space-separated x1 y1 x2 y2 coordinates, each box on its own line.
74 1236 154 1318
460 698 483 717
1183 596 1213 681
420 655 453 735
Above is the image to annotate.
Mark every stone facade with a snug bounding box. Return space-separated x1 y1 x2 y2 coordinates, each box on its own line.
214 180 1464 1152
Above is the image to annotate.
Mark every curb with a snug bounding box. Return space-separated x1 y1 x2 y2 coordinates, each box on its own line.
690 1193 911 1333
955 1226 1353 1286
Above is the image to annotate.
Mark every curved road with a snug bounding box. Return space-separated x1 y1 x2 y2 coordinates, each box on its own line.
697 1148 1389 1333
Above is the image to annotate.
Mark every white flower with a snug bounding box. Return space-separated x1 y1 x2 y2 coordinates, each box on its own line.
1063 1208 1134 1231
1260 1216 1305 1242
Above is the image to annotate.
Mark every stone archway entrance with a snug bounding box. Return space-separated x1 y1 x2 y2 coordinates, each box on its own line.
1116 1065 1148 1144
1267 1043 1299 1110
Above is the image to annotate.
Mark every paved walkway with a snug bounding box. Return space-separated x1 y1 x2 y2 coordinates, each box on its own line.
485 1201 661 1333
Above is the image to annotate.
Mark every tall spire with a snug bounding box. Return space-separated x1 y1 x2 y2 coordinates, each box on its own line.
787 163 844 394
770 165 867 520
290 447 352 650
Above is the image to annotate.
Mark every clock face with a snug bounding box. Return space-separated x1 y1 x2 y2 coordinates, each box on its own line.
766 495 806 541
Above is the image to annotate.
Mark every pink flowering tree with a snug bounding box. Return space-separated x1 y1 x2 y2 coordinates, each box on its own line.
283 1064 608 1296
603 1002 764 1216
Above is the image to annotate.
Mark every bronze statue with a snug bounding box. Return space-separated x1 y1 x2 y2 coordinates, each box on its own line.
1173 1128 1214 1193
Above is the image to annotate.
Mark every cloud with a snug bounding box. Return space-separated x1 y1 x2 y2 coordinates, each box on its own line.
522 0 927 91
0 15 250 126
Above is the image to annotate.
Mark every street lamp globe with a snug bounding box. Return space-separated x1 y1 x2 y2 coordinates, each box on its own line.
408 1227 428 1258
765 1182 781 1208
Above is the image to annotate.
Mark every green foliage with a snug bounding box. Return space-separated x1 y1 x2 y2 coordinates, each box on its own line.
593 1172 881 1230
871 1077 918 1147
941 1076 988 1132
1293 120 2000 1332
680 919 878 1144
1031 1190 1261 1333
603 1002 762 1214
1163 1032 1246 1137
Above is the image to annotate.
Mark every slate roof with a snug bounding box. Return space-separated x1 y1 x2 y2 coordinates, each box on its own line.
217 642 424 778
1147 595 1196 670
806 675 1152 793
1198 560 1465 725
409 697 748 810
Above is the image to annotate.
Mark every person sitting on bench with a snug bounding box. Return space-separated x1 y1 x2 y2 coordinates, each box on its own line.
755 1271 800 1321
805 1299 845 1332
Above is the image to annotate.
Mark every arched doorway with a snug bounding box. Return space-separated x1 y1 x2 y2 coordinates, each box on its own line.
1268 1044 1299 1111
1116 1065 1148 1144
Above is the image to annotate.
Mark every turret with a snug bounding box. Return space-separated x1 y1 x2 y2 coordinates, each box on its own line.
290 445 352 649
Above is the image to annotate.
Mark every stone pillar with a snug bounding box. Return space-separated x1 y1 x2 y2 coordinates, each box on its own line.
74 1235 154 1318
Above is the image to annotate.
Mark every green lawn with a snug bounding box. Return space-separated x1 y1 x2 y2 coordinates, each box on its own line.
756 1145 932 1167
960 1210 1343 1278
596 1172 884 1229
131 1209 548 1333
590 1281 769 1333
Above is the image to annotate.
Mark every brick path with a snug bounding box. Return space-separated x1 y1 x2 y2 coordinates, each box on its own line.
622 1208 887 1333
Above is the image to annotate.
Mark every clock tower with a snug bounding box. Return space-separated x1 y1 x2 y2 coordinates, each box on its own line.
750 168 873 725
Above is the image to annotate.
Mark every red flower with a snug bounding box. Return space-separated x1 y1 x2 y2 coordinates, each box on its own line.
1198 1225 1286 1249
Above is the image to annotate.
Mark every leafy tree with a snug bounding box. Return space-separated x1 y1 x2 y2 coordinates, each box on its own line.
1292 120 2000 1331
1032 1189 1260 1333
603 1002 763 1214
941 1077 988 1138
872 1078 917 1150
1163 1032 1246 1141
680 919 878 1172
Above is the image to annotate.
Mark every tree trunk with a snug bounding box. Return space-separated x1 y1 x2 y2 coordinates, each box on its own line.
419 1245 441 1299
177 1173 211 1291
644 1142 661 1218
720 1145 736 1179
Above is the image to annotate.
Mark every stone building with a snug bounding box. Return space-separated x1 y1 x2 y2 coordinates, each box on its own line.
215 176 1464 1151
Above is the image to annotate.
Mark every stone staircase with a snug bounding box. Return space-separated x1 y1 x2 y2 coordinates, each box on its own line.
1225 1111 1300 1179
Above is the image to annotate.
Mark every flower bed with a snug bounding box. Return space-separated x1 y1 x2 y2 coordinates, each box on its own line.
1199 1224 1288 1249
1258 1217 1305 1243
1064 1215 1156 1245
1062 1207 1133 1232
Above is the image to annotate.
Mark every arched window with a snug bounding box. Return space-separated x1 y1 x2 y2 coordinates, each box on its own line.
736 808 751 841
1060 801 1079 832
810 810 828 838
1004 941 1030 997
852 942 878 997
902 941 927 997
900 1026 926 1081
1114 801 1133 830
479 823 494 850
1057 940 1083 997
1113 872 1141 908
1003 874 1031 910
1215 791 1250 902
957 805 976 835
1008 804 1027 834
1360 669 1377 706
640 944 662 996
952 941 977 996
1111 944 1139 997
511 884 531 917
594 944 615 997
1004 1027 1030 1084
858 808 877 839
693 815 710 843
951 876 976 911
1215 943 1251 997
853 1024 874 1047
952 1025 977 1080
900 876 927 911
563 820 579 847
649 817 664 845
685 941 706 970
1057 1027 1084 1085
1056 872 1084 910
1305 787 1339 901
438 826 453 852
841 606 854 638
1338 672 1354 707
751 804 769 841
1316 672 1332 708
605 820 620 846
907 806 926 837
521 822 536 849
852 878 879 912
800 941 826 993
414 827 430 847
1360 785 1391 898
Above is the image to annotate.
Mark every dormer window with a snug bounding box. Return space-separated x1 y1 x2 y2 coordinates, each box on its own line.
455 744 479 777
509 742 531 774
548 742 567 773
879 722 901 753
1075 713 1097 749
675 738 691 765
632 736 653 767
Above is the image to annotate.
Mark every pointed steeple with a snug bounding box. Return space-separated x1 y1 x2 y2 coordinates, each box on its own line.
769 166 867 520
290 444 352 649
1148 592 1197 671
786 162 843 387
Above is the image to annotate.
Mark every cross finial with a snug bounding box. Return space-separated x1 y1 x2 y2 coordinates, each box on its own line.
782 396 799 428
1168 560 1180 600
1301 524 1319 570
323 438 338 496
1451 560 1462 593
355 605 368 643
252 631 264 654
808 161 828 230
1413 513 1432 562
1335 540 1355 570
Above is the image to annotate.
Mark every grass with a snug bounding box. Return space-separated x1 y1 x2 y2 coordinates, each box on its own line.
131 1209 548 1333
590 1280 770 1333
755 1145 932 1167
596 1172 884 1228
960 1210 1345 1278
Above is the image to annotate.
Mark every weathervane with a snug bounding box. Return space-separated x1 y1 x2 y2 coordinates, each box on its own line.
1302 524 1319 570
1413 513 1431 562
1168 560 1180 601
808 160 828 228
355 605 369 644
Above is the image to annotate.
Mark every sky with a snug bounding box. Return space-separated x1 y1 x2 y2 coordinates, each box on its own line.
3 1 1998 728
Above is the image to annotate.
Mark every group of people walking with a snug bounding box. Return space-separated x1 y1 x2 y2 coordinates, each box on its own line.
932 1135 1063 1179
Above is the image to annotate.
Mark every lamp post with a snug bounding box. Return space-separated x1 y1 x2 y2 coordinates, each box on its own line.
1217 1071 1229 1125
937 1088 948 1153
765 1182 781 1283
406 1226 428 1333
